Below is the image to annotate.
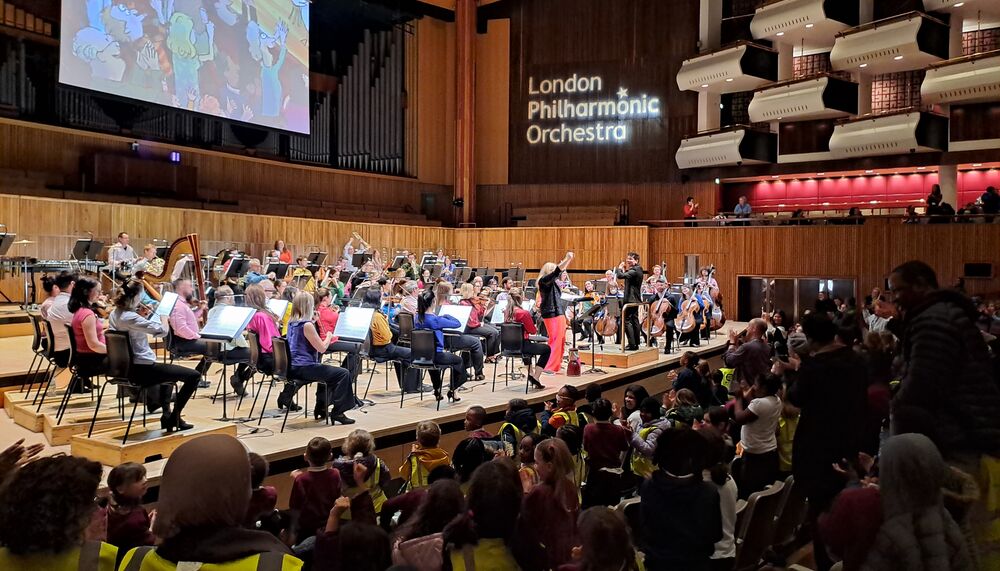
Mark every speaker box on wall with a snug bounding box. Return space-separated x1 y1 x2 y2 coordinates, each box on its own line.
963 263 994 279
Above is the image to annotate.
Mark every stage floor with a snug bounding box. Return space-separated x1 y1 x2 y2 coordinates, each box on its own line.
0 323 742 489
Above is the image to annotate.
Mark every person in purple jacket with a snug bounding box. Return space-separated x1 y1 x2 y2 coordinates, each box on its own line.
413 291 466 403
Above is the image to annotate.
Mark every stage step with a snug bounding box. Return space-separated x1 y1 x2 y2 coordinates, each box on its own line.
43 407 129 446
71 418 237 467
578 346 660 368
6 391 98 433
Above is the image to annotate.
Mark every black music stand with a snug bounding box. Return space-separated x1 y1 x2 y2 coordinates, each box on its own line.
453 267 472 284
264 262 288 278
338 270 352 285
225 257 250 281
389 255 405 271
72 239 104 261
200 305 256 421
0 232 13 303
332 307 376 408
580 302 607 375
352 253 372 269
429 264 443 280
308 251 328 266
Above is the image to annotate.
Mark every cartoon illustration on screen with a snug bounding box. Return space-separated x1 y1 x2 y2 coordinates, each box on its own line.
61 0 310 133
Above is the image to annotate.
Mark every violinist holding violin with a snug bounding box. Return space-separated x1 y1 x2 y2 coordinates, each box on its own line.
168 278 211 381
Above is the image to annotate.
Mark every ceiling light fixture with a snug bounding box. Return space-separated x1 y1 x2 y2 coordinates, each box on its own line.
701 84 709 88
893 55 904 60
817 172 825 176
725 78 734 82
805 23 814 28
865 169 874 174
776 32 785 36
972 163 983 167
772 175 780 178
859 63 868 68
954 2 965 6
917 166 926 170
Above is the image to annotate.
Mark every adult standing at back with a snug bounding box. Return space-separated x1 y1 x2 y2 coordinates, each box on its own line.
538 251 574 374
782 312 869 571
723 318 771 387
887 260 1000 565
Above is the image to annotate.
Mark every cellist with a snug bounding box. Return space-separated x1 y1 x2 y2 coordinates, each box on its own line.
675 285 704 348
649 281 681 354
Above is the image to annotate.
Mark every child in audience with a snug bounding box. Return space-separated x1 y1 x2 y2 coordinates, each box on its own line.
391 478 465 570
557 423 588 492
519 438 581 570
290 436 342 539
776 383 801 480
379 465 457 531
332 429 391 517
562 507 640 571
106 462 155 556
444 460 524 570
464 405 493 439
639 428 722 571
518 433 545 494
731 373 783 499
452 438 493 493
700 430 738 571
665 388 704 427
245 453 278 528
576 384 603 417
399 421 450 490
542 385 590 436
629 397 670 479
583 399 630 471
499 398 541 454
617 385 650 431
256 509 299 549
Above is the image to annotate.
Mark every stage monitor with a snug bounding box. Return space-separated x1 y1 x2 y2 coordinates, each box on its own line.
59 0 311 134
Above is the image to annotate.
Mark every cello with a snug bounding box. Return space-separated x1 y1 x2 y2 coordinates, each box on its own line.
707 266 727 330
674 288 699 334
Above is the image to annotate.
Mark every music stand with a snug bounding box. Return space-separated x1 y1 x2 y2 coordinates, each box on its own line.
338 270 352 285
0 232 14 256
72 239 103 261
594 280 608 294
200 305 256 421
225 257 249 280
155 291 179 317
454 267 472 284
352 253 372 269
264 262 288 278
389 255 405 271
308 251 327 266
438 304 473 333
155 244 169 259
580 302 606 374
430 264 443 280
350 287 369 307
420 254 436 266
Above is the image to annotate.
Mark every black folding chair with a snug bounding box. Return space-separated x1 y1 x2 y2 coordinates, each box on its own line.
493 322 532 393
408 330 449 411
87 331 176 444
20 313 48 392
396 312 414 347
273 337 332 433
34 320 69 411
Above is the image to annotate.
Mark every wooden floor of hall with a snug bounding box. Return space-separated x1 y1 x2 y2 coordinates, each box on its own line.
0 323 742 486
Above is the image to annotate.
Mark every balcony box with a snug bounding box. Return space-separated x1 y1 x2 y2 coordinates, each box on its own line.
676 127 778 169
829 110 949 158
677 41 779 94
751 0 859 50
922 51 1000 105
748 74 859 122
831 12 949 74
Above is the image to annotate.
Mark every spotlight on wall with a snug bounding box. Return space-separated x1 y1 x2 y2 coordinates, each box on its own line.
169 151 181 164
714 178 721 184
130 142 140 153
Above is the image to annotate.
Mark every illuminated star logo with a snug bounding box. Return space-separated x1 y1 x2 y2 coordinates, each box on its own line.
617 87 629 99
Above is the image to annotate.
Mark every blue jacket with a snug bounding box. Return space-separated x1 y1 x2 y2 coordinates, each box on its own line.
414 313 461 352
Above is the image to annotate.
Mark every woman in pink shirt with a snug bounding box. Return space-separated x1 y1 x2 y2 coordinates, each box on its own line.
69 277 107 388
244 285 300 413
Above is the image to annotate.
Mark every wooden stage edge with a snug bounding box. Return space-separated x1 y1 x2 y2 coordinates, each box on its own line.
0 325 740 492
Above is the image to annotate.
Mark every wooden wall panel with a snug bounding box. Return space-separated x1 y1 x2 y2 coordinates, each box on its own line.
0 195 452 300
476 181 719 227
0 119 452 221
415 19 457 186
453 226 649 283
474 19 510 185
649 221 1000 315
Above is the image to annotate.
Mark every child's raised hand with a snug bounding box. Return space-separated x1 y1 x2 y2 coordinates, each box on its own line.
332 495 351 515
353 461 368 487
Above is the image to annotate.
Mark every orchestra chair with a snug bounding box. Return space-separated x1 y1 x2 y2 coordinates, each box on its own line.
358 335 401 399
272 337 332 433
493 323 532 394
734 479 786 571
55 325 96 424
396 312 414 347
86 331 176 444
20 313 48 393
205 339 250 418
243 332 270 419
34 320 69 410
165 325 207 388
405 330 446 410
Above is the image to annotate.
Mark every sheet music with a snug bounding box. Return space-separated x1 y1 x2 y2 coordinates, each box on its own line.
200 306 256 341
333 307 375 342
266 299 290 318
155 291 179 317
437 304 473 333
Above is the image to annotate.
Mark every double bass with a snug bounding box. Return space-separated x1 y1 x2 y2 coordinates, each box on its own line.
706 266 727 330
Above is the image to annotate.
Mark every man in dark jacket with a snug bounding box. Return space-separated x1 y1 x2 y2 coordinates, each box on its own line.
887 260 1000 459
615 252 644 351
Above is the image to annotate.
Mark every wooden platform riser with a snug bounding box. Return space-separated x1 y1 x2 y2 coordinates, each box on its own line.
43 410 130 446
71 420 237 466
579 348 660 368
7 393 101 433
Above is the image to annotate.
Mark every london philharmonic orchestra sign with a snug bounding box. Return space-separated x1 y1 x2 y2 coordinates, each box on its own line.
525 73 662 145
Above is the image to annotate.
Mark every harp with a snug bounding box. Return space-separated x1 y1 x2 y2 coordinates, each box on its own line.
140 234 207 302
